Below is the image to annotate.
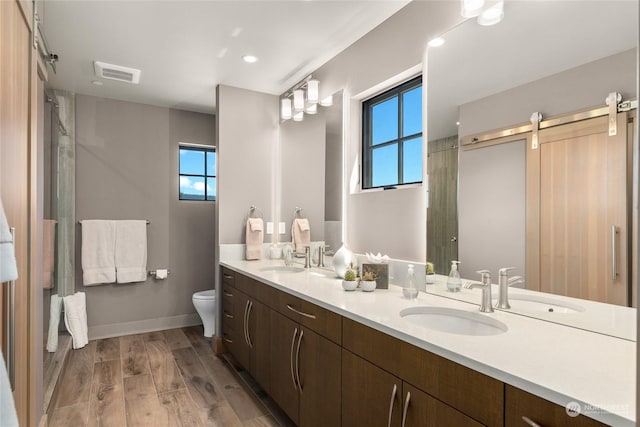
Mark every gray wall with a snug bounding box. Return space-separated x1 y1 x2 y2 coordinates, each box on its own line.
280 113 326 243
216 85 277 246
459 49 637 138
75 95 215 336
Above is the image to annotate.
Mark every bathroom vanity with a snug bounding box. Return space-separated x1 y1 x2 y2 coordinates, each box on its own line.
219 260 634 427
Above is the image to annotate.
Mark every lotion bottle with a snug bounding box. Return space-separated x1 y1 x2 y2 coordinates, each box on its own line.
446 261 462 292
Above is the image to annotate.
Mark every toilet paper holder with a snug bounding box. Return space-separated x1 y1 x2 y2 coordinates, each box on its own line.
149 269 171 278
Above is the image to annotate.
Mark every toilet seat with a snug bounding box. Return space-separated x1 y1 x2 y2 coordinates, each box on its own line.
193 290 215 300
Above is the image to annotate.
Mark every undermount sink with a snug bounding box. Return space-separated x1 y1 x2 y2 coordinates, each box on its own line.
400 306 508 336
260 266 305 273
496 294 585 314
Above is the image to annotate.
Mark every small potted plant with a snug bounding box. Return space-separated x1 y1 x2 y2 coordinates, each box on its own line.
360 270 377 292
342 267 358 291
425 262 436 284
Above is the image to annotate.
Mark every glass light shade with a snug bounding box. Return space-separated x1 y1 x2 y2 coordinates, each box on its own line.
293 111 304 122
477 1 504 26
320 95 333 107
307 79 319 104
281 98 292 120
461 0 485 17
293 89 304 111
305 103 318 114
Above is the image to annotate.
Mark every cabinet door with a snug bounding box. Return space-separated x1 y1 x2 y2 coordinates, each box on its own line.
506 385 607 427
402 383 482 427
269 310 300 424
247 299 270 392
342 349 402 427
298 327 341 427
230 290 251 370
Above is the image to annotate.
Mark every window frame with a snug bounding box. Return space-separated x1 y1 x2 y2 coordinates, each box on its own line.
178 145 216 201
362 75 423 190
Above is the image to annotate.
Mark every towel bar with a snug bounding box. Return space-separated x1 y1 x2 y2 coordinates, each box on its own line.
78 219 150 224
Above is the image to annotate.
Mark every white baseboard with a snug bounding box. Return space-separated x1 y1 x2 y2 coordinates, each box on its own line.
88 313 202 340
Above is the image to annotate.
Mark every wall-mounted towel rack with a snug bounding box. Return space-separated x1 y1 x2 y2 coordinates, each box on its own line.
248 205 263 219
149 270 170 277
78 220 150 224
294 207 304 218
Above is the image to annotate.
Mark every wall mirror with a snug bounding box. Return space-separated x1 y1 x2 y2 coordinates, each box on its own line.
279 90 344 258
426 1 637 339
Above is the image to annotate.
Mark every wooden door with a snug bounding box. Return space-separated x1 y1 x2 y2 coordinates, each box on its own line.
269 310 300 424
298 327 341 427
342 349 402 427
538 114 628 305
247 299 270 392
401 383 482 427
427 136 458 274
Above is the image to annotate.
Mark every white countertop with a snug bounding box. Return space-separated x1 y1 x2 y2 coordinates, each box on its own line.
220 259 636 426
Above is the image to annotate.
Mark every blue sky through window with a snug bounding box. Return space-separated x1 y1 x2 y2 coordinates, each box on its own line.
372 98 398 145
179 147 215 200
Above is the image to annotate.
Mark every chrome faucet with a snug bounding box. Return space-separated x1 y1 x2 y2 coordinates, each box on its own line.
496 267 516 309
468 270 494 313
316 245 328 268
298 246 311 269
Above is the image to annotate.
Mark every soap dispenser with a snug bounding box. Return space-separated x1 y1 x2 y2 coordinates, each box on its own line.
402 264 419 299
446 261 462 292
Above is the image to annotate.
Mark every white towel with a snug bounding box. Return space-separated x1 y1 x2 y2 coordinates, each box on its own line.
0 350 18 427
0 197 18 283
46 294 63 353
115 220 147 284
245 218 263 260
63 292 88 349
291 218 311 252
81 220 116 286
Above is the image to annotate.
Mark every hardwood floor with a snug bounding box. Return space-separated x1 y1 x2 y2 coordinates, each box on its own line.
49 326 279 427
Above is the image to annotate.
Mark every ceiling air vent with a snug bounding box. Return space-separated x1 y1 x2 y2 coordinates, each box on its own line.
94 61 141 84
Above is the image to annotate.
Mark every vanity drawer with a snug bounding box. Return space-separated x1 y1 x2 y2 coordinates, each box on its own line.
342 317 503 426
236 274 272 305
505 385 607 427
271 287 342 345
221 267 236 287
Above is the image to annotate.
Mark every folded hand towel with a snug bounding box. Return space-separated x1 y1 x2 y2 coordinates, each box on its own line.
46 294 62 353
245 218 263 260
81 220 116 286
43 220 57 289
248 218 263 232
63 292 88 349
291 218 311 252
115 220 147 284
0 197 18 283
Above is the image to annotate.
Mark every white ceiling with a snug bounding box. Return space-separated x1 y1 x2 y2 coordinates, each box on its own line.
427 1 639 140
43 0 410 114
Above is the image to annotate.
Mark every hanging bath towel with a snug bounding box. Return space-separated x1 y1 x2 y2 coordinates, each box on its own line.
246 218 263 260
115 220 148 283
81 220 116 286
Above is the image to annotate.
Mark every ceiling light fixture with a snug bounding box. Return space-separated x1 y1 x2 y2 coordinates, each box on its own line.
428 37 446 47
242 55 258 63
280 75 332 122
477 1 504 26
462 0 505 26
461 0 485 18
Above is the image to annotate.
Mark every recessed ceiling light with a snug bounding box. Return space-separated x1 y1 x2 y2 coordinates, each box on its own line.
91 80 104 86
242 55 258 63
456 121 460 126
428 37 445 47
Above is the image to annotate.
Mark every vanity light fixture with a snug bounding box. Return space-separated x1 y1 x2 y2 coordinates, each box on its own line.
461 0 505 26
461 0 485 18
242 54 258 63
428 37 446 47
280 74 331 122
477 1 504 26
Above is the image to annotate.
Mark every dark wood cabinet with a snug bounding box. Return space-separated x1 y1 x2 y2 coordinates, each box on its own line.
269 309 300 424
402 383 482 427
505 385 608 427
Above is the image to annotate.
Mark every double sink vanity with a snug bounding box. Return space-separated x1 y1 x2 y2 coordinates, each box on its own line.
219 256 635 427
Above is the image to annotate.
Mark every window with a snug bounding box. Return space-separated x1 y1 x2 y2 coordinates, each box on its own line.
179 145 216 201
362 76 422 189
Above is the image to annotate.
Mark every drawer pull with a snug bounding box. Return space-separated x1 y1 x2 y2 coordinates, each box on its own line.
286 304 317 319
223 336 233 344
387 384 397 427
295 329 304 392
223 290 234 297
290 328 299 390
223 274 234 280
401 391 411 427
522 416 542 427
246 301 254 349
243 300 250 347
223 311 234 319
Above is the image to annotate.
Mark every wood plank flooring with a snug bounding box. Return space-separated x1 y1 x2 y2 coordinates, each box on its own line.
49 326 278 427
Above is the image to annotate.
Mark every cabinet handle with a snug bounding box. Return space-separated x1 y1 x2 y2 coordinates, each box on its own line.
223 335 233 344
401 391 411 427
286 304 317 319
295 329 303 392
246 301 253 348
521 416 542 427
223 311 234 319
243 300 250 346
223 274 234 280
4 227 15 390
290 328 298 391
223 290 234 297
387 384 398 427
611 225 618 281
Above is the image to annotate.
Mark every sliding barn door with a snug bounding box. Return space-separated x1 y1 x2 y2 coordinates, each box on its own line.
537 114 628 305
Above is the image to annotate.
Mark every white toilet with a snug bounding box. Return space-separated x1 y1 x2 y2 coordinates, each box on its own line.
192 290 216 338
